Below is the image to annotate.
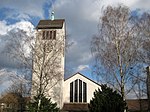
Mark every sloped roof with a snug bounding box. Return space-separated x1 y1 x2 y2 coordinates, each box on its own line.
126 99 148 111
65 72 101 87
62 103 89 111
36 19 65 29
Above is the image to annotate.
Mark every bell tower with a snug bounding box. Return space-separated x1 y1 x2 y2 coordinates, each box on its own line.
31 17 65 108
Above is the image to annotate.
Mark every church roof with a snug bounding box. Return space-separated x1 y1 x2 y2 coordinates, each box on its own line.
62 103 89 111
36 19 65 29
65 72 101 87
126 99 148 111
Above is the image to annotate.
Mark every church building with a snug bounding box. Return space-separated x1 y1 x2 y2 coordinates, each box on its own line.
63 72 101 111
31 15 101 112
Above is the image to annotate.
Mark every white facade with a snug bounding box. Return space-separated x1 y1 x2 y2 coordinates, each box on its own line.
31 19 65 108
63 73 101 103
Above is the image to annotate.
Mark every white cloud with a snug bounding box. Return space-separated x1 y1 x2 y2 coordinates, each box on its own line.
0 21 9 35
0 0 149 94
132 0 150 11
0 20 34 35
8 21 34 35
0 20 34 69
0 0 48 20
52 0 150 76
76 65 89 72
97 0 150 13
0 69 30 93
0 0 150 77
53 0 101 75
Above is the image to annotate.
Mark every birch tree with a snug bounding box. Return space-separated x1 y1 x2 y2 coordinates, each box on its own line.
5 27 65 107
91 5 144 102
139 12 150 111
31 30 65 99
139 13 150 65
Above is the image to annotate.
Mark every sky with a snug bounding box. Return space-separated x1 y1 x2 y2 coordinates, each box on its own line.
0 0 150 94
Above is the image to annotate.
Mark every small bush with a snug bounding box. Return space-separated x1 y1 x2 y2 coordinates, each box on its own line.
28 94 59 112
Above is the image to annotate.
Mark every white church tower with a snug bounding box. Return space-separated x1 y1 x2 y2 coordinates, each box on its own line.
31 13 65 108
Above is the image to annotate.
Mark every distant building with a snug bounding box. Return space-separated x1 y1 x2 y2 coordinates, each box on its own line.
0 93 29 112
125 66 150 112
147 66 150 110
126 99 148 112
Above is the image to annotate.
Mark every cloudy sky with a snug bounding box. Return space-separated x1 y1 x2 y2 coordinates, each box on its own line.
0 0 150 82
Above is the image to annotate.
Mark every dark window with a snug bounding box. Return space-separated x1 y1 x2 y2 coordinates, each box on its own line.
70 79 87 103
79 79 82 102
50 31 52 39
53 30 56 39
74 79 78 102
83 82 87 102
42 30 56 40
46 31 49 39
42 31 46 39
70 82 73 102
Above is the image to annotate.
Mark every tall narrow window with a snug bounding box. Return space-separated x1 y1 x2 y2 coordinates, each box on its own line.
79 79 82 102
50 31 52 39
70 79 87 103
83 82 87 102
46 31 49 39
53 30 56 39
70 82 73 102
42 31 46 39
74 79 78 102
